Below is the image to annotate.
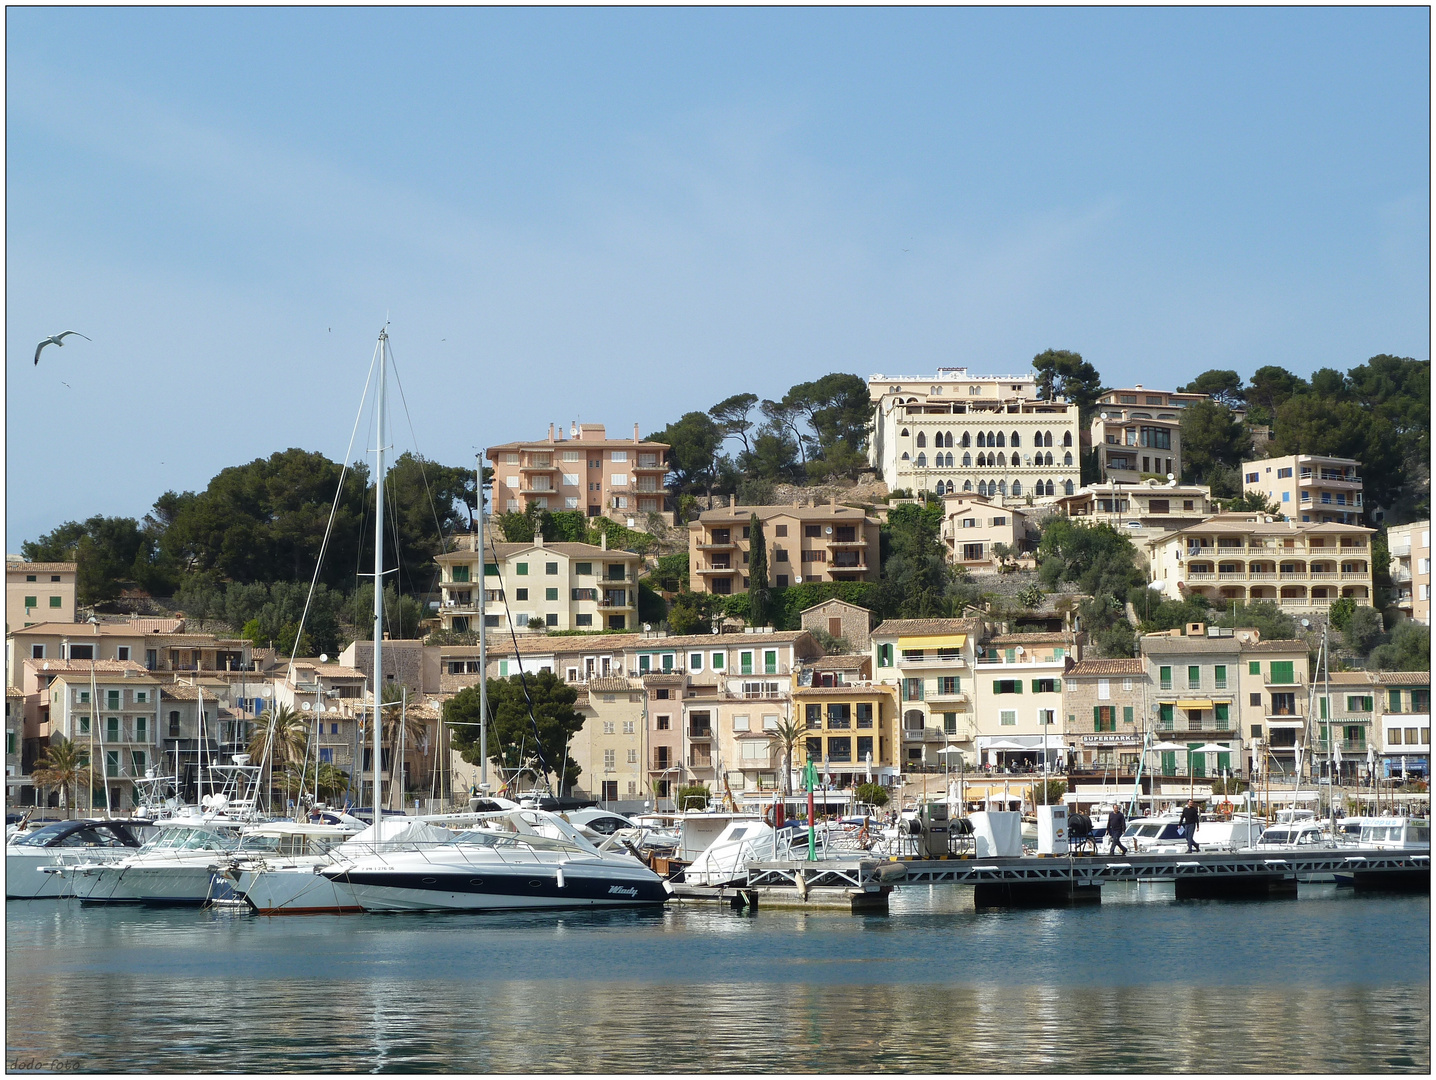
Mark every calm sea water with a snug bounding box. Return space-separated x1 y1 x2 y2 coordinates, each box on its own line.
6 882 1429 1073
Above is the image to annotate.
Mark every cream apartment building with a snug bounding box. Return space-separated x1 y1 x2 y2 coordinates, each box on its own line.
971 632 1077 773
867 369 1081 503
1053 480 1217 532
940 495 1037 568
487 423 670 525
1387 520 1430 625
689 502 881 596
1241 454 1364 525
7 560 77 631
1144 518 1375 611
1088 386 1205 483
435 534 643 633
870 618 982 769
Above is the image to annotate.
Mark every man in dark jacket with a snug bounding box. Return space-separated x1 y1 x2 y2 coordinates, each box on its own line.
1180 800 1201 852
1106 805 1128 855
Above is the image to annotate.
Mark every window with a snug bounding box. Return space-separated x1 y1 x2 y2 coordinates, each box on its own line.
1214 703 1229 729
774 547 788 563
1159 666 1172 690
993 679 1022 694
515 563 529 576
546 562 558 575
712 652 725 671
545 588 558 601
49 596 62 608
1270 661 1295 684
168 711 181 736
78 716 90 735
611 451 627 462
877 643 893 667
603 721 616 734
1406 728 1420 745
1094 706 1116 732
1000 710 1017 726
106 716 120 741
628 749 638 764
1346 696 1373 712
1251 692 1262 706
689 653 703 672
903 678 924 702
1039 709 1055 725
1032 679 1058 693
740 652 754 675
939 676 961 695
1249 661 1261 676
1214 665 1226 689
733 714 751 732
1188 666 1201 689
1123 706 1133 725
764 650 778 675
31 644 45 659
135 717 147 742
856 702 873 728
106 690 120 710
516 588 529 601
604 750 616 771
575 562 593 576
1097 679 1110 701
656 715 670 730
23 596 36 609
117 646 131 662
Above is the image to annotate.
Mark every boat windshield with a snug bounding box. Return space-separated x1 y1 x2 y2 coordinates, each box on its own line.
11 823 74 847
445 830 586 854
143 827 238 852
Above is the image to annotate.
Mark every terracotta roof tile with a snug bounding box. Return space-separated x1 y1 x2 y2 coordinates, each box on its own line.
27 659 155 678
811 656 870 670
1067 659 1144 677
5 562 76 573
987 633 1077 645
1369 670 1431 685
793 683 894 697
872 618 981 637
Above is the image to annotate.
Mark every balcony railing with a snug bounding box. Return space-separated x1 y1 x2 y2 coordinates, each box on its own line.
898 654 967 668
1264 672 1305 686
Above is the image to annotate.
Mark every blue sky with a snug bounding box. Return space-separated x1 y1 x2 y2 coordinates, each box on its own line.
6 7 1429 550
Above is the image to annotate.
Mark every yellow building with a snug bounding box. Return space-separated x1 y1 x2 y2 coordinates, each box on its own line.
793 681 900 788
7 560 77 631
689 501 881 597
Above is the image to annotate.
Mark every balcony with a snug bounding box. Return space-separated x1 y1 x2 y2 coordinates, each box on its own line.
897 653 967 668
901 725 949 742
1299 472 1361 489
974 655 1068 666
1264 672 1304 686
519 461 557 473
692 563 735 575
827 535 867 548
632 460 668 473
518 484 557 496
696 540 736 551
928 688 969 704
829 561 869 573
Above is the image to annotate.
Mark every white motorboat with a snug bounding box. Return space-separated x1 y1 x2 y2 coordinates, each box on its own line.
65 819 244 905
1356 817 1430 850
6 819 156 899
318 808 670 912
233 818 453 915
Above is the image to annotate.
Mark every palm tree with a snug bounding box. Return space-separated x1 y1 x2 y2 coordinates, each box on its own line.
247 705 308 769
32 736 93 811
275 761 352 803
380 683 426 809
767 714 806 796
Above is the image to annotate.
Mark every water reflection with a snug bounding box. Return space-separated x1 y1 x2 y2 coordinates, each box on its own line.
6 891 1428 1074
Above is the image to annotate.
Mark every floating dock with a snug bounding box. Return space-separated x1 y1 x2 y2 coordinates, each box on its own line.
672 848 1429 913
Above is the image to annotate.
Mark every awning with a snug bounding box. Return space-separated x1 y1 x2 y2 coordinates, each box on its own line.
899 634 966 650
1176 699 1214 710
976 734 1066 751
1266 719 1305 728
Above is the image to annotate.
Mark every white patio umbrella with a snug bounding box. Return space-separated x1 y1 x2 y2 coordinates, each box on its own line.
1189 743 1232 755
864 750 873 784
937 745 965 758
1149 741 1191 753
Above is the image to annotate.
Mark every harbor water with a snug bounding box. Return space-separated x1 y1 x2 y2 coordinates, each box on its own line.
6 882 1428 1073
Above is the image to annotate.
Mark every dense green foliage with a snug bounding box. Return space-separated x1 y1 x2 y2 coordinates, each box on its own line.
1369 621 1430 671
1031 349 1104 421
447 671 584 792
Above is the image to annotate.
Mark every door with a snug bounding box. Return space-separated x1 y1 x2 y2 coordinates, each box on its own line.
1188 744 1205 778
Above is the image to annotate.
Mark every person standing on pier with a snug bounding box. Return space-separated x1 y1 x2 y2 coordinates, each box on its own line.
1180 800 1201 853
1106 805 1127 855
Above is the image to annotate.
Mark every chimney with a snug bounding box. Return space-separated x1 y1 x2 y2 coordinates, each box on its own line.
600 531 608 551
634 422 640 442
535 533 545 549
548 422 556 443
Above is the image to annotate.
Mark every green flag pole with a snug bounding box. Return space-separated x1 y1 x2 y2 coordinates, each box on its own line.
804 759 818 861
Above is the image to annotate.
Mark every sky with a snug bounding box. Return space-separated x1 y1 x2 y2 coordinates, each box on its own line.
5 7 1430 551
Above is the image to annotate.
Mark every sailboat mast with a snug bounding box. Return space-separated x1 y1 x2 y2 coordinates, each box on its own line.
477 454 488 793
372 328 388 827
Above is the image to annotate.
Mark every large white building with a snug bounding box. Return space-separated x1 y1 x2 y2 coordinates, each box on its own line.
868 369 1080 504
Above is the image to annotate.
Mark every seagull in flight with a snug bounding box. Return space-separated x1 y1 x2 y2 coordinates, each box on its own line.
34 331 90 365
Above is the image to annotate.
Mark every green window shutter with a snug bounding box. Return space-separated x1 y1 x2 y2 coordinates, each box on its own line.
1123 706 1133 725
516 563 529 576
1188 665 1200 688
1249 661 1261 675
1271 661 1294 684
1093 706 1101 732
1319 697 1328 719
1032 680 1041 693
1214 703 1229 727
545 588 558 601
49 596 62 608
1159 703 1174 724
484 563 499 577
1159 666 1171 689
1363 696 1373 712
23 596 35 608
1390 689 1402 711
1214 665 1226 687
1161 751 1176 774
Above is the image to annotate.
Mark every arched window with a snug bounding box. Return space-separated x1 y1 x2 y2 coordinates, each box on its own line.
1041 451 1050 466
962 452 971 467
995 432 1005 447
996 452 1006 467
900 428 909 437
1011 481 1022 497
901 452 910 461
976 453 986 467
945 480 956 495
1063 431 1073 447
963 480 973 492
1045 480 1055 496
916 452 927 467
997 480 1007 496
961 432 971 447
1043 431 1052 447
946 452 956 467
1011 431 1021 447
1064 479 1075 495
976 432 986 447
1063 451 1073 466
977 480 988 497
916 432 926 447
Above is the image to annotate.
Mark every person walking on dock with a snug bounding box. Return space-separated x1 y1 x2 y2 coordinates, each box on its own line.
1106 805 1128 855
1180 800 1201 852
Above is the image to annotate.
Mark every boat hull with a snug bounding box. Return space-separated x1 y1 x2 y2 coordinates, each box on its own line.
236 866 363 915
327 865 670 912
72 860 221 906
6 850 132 899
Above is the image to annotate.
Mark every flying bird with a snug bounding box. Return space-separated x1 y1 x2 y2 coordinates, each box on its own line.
60 381 71 390
34 331 90 365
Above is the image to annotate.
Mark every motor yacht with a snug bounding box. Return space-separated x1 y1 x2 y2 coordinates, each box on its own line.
6 819 156 899
318 808 669 912
65 818 244 905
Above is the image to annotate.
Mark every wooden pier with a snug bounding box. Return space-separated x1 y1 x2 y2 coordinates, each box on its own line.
673 848 1429 912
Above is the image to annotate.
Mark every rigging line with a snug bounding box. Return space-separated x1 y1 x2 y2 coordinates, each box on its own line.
385 340 458 559
488 551 553 785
